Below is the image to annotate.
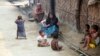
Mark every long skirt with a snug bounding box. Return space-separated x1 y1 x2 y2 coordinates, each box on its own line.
17 31 26 37
17 26 26 37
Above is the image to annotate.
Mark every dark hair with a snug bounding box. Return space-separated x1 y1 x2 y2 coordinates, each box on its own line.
17 15 22 20
39 30 43 34
52 33 58 39
46 12 57 25
46 13 52 25
91 25 99 31
85 24 90 30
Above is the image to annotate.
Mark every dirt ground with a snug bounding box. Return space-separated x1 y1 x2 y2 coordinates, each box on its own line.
0 0 79 56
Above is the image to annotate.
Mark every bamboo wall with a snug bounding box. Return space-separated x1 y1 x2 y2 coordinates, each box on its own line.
40 0 100 32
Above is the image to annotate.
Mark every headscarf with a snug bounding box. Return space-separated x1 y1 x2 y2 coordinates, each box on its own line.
35 3 43 14
46 13 58 26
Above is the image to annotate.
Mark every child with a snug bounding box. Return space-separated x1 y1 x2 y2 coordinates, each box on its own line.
80 24 90 44
84 24 90 36
37 30 49 47
83 25 99 50
51 33 62 51
15 16 26 39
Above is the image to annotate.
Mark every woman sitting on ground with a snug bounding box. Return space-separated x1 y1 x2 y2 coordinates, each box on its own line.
33 3 44 22
45 13 59 29
40 13 59 36
83 25 99 50
37 30 49 47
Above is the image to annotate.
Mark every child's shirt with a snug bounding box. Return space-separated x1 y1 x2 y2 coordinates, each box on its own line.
37 35 47 41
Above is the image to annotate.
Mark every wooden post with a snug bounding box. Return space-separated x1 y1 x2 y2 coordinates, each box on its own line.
50 0 55 15
75 0 83 32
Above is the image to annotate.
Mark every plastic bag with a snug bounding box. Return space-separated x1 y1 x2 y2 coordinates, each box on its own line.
89 43 96 48
88 0 97 6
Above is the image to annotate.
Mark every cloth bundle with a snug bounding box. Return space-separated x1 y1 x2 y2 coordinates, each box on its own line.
88 0 98 6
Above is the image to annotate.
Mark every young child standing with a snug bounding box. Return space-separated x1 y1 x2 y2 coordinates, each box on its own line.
51 34 62 51
37 30 49 47
15 16 26 39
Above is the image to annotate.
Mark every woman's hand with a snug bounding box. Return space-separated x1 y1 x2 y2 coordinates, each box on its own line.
45 24 50 27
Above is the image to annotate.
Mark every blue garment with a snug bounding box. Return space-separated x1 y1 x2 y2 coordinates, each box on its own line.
41 25 58 36
40 16 59 36
15 20 26 37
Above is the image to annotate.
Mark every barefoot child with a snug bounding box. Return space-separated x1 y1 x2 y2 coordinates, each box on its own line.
37 30 49 47
83 25 99 50
80 24 90 44
15 16 26 39
51 34 62 51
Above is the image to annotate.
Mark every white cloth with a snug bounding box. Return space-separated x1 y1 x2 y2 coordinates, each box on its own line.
95 37 100 45
41 19 46 27
37 35 47 41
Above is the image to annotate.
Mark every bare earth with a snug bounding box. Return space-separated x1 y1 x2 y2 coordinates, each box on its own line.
0 0 78 56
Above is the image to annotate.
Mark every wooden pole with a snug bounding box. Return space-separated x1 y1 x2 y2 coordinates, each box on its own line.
50 0 55 15
75 0 83 32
